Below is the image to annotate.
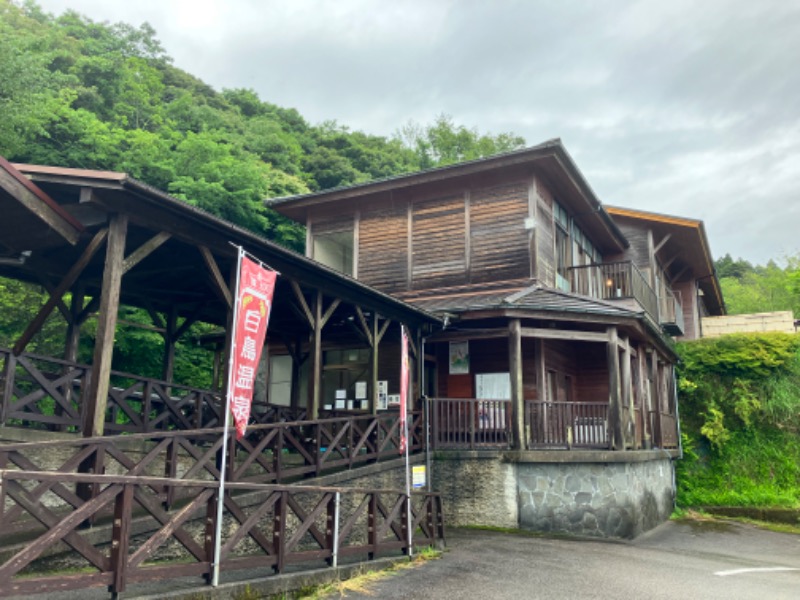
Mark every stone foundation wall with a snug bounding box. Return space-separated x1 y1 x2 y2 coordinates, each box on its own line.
430 450 676 539
516 458 674 538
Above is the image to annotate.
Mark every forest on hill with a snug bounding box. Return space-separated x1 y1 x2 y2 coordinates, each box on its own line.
0 0 524 377
0 0 525 250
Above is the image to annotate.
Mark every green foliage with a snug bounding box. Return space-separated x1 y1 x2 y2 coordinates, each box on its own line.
0 1 526 397
676 333 800 508
717 253 800 316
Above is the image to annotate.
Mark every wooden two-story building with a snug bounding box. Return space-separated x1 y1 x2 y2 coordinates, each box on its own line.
269 139 725 537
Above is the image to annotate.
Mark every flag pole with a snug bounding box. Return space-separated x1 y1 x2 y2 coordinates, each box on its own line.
212 246 244 587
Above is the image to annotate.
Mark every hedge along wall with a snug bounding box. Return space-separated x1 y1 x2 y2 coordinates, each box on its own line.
675 332 800 508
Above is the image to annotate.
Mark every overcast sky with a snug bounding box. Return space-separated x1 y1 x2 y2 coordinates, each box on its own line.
34 0 800 265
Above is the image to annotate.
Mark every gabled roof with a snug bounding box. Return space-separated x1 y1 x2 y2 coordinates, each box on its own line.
267 139 629 255
605 205 724 315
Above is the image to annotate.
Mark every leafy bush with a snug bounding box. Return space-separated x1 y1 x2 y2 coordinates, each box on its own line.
676 333 800 508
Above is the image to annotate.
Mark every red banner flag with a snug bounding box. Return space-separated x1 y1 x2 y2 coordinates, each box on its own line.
229 253 276 439
399 325 409 454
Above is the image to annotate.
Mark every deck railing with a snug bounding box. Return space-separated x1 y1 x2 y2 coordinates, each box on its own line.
428 397 510 449
0 469 444 597
526 401 610 449
568 261 659 322
658 287 685 334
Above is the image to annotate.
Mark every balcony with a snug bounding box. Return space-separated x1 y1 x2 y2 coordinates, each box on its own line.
568 262 687 336
568 261 659 323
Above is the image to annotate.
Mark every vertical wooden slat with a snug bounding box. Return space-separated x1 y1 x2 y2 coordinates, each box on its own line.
109 484 133 595
273 491 287 573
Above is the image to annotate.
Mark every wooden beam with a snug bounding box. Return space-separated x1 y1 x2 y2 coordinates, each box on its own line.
376 317 392 346
653 233 672 255
320 298 341 329
82 215 128 437
520 327 608 343
122 231 171 274
290 280 314 328
174 301 207 340
34 274 72 323
13 227 108 356
509 319 525 450
354 306 373 347
0 161 82 245
427 328 508 343
198 245 232 308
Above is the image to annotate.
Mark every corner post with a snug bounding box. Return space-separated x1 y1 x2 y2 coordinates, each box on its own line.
606 326 623 450
509 318 524 450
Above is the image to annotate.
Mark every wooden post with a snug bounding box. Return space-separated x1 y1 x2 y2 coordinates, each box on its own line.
82 214 128 438
535 338 546 445
58 285 84 431
509 319 524 450
606 326 623 450
162 307 177 384
640 348 651 449
308 291 323 420
371 312 379 415
109 483 134 596
621 335 633 449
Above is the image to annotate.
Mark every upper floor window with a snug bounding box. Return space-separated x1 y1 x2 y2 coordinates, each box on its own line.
554 202 571 291
312 230 354 276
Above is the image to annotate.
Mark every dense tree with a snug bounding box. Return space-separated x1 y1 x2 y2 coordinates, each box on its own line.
0 0 529 377
717 255 800 316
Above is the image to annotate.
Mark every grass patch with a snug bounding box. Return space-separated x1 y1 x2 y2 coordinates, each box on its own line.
287 547 442 599
672 509 800 535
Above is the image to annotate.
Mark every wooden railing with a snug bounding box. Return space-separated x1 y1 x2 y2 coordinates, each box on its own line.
526 401 610 449
428 398 510 449
0 469 444 597
568 261 659 322
0 348 320 433
0 412 423 494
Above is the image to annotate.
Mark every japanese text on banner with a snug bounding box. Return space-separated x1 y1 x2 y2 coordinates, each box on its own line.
230 255 276 439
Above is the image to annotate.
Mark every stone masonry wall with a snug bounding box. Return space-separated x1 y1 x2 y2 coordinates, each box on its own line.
516 458 675 538
430 451 675 539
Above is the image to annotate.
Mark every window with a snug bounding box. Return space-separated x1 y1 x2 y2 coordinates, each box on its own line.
554 202 571 291
268 355 293 407
313 230 354 275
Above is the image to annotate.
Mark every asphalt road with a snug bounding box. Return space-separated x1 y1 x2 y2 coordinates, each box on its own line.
332 520 800 599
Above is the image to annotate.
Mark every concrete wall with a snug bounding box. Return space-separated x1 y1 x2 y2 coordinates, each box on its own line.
701 311 796 338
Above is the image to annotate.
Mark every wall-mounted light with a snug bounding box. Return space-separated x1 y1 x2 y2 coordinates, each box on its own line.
605 278 614 287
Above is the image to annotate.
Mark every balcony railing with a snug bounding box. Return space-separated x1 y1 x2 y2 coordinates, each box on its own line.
568 261 659 323
659 287 685 335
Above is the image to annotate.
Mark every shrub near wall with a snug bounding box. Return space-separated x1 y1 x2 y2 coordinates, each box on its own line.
675 333 800 508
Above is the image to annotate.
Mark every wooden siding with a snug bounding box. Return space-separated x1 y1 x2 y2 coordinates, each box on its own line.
573 342 608 403
534 177 556 287
310 213 354 236
411 194 467 288
674 279 699 339
358 203 408 292
470 182 530 282
608 220 652 272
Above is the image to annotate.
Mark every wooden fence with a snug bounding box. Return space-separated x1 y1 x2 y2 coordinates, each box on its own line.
428 398 510 449
526 401 610 449
0 470 444 597
0 412 423 496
